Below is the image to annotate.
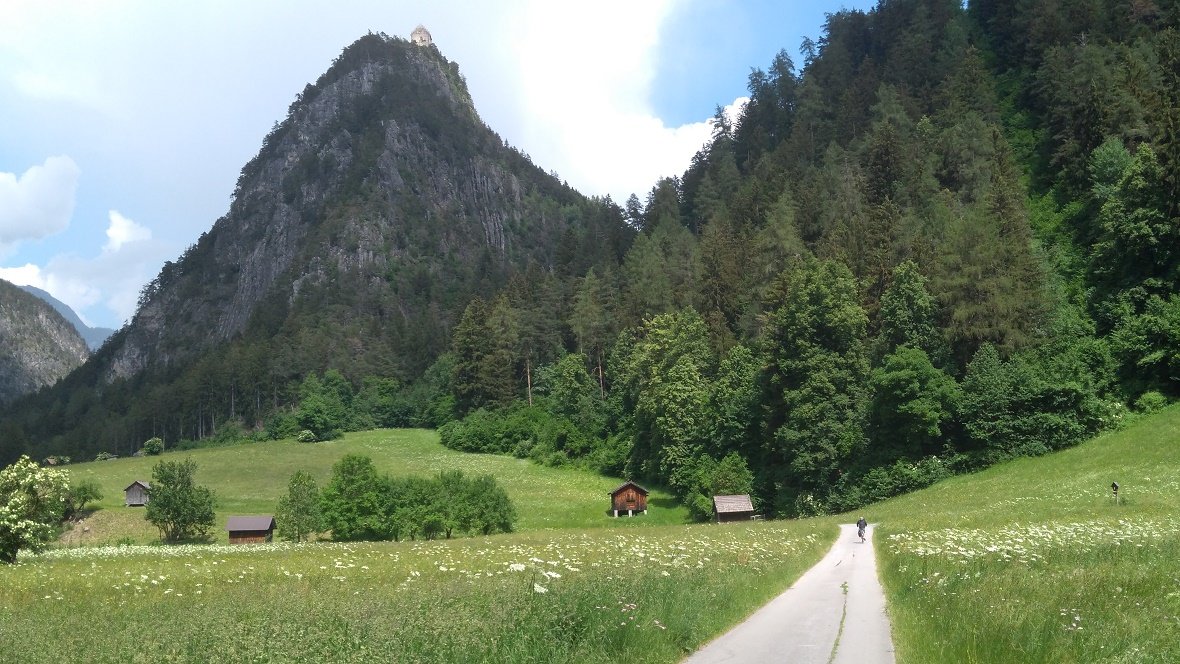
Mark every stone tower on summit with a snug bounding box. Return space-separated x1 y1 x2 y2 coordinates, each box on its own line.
411 25 432 46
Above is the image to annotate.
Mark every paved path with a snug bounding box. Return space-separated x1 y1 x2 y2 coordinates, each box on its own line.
682 524 895 664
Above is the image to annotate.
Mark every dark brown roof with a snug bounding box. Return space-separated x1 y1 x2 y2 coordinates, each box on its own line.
713 494 755 513
226 516 276 532
124 480 150 491
609 480 648 496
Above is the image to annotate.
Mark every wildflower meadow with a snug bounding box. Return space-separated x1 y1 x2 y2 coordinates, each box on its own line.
867 405 1180 663
0 521 832 663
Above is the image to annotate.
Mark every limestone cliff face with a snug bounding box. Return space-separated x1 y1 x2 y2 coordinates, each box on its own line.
0 280 89 404
107 33 583 380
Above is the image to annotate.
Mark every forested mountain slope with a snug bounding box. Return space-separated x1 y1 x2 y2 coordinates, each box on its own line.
4 2 1177 522
1 33 630 461
436 0 1179 518
0 279 89 406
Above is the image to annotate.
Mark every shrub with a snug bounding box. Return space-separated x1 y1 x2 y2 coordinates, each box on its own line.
321 454 516 543
143 437 164 455
296 430 318 443
827 457 954 513
210 420 247 446
265 412 300 440
1135 391 1168 413
586 433 630 475
64 478 103 519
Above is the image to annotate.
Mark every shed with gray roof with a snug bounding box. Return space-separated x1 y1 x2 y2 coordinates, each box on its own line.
124 480 150 507
226 515 276 544
712 494 755 522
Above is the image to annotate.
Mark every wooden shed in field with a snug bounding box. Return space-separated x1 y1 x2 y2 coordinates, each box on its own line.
609 481 648 517
713 494 755 522
226 516 276 544
124 480 150 507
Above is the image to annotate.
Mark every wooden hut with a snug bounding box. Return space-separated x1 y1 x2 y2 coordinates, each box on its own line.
609 481 648 517
712 494 755 522
226 516 276 544
124 480 150 507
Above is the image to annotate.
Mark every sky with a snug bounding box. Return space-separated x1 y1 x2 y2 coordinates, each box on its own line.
0 0 876 330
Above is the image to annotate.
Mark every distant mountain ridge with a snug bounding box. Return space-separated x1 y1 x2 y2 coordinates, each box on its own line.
18 285 114 350
0 279 90 404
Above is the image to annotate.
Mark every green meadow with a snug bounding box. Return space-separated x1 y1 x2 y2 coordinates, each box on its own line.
866 404 1180 663
6 407 1180 662
1 429 840 662
58 429 689 545
0 521 832 663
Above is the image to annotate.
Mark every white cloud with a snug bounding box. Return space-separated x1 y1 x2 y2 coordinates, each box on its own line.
0 155 80 246
0 216 171 328
104 210 151 253
0 262 102 326
0 263 45 289
507 0 727 202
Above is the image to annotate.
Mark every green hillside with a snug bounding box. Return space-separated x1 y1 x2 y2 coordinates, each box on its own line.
866 404 1180 663
62 429 689 546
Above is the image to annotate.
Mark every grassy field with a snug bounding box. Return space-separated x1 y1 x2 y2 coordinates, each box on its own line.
0 519 833 663
9 406 1180 662
865 404 1180 663
58 429 690 545
2 430 843 662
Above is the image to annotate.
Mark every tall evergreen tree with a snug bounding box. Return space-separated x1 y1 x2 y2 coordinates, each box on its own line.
760 259 869 515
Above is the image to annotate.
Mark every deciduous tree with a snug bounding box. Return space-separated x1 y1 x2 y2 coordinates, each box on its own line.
144 458 216 543
0 456 69 563
320 454 388 541
276 470 323 542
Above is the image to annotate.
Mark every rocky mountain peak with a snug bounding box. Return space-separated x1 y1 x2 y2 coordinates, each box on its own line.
0 279 90 404
101 32 587 381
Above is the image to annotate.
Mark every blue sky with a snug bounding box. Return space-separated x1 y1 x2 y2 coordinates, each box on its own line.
0 0 875 330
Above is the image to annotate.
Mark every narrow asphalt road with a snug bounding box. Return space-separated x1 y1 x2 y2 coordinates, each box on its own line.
682 523 895 664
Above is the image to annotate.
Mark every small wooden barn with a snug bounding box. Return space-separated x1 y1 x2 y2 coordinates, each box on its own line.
226 516 276 544
713 494 755 522
609 481 648 517
124 480 151 507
